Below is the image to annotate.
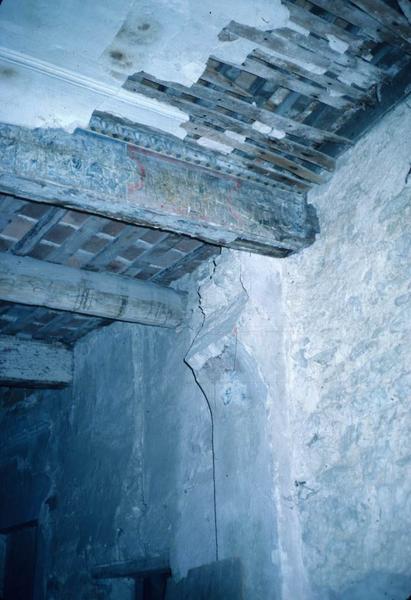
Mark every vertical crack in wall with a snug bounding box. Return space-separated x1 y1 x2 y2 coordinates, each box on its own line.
184 255 220 562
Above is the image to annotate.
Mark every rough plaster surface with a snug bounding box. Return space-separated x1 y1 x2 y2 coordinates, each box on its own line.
0 0 287 134
181 248 308 599
282 99 411 599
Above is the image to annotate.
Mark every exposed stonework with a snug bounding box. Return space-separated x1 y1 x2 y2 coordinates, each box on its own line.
282 98 411 599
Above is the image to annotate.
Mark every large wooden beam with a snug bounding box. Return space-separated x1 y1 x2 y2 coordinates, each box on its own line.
0 254 186 328
0 335 72 387
0 123 318 257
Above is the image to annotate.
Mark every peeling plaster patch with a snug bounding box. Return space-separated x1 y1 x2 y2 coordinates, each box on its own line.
225 130 246 143
338 70 368 89
286 20 310 37
302 63 327 75
252 120 272 135
196 136 234 154
326 34 349 55
252 121 286 139
213 38 261 70
269 128 286 139
329 89 344 98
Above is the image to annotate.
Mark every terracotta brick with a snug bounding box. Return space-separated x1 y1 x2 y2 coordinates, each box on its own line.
1 216 34 240
82 236 109 254
44 224 73 244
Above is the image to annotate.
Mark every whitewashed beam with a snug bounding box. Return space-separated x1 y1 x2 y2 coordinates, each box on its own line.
0 123 318 257
0 335 72 387
0 254 186 328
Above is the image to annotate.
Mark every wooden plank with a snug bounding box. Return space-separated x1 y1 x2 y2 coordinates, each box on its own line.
128 72 352 144
221 53 354 109
122 231 176 278
308 0 411 52
250 49 364 101
318 59 411 156
0 334 72 387
224 21 384 88
0 306 48 337
0 253 187 328
125 85 321 192
184 121 324 185
200 66 254 99
48 215 104 262
398 0 411 23
191 107 336 172
187 125 312 192
0 124 318 256
0 195 27 231
13 207 66 255
273 25 384 83
282 0 366 51
85 224 151 270
350 0 411 44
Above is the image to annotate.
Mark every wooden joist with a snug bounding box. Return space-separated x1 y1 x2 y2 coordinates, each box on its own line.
398 0 411 23
183 121 324 185
125 80 333 192
12 207 66 255
350 0 411 45
0 335 73 388
200 67 254 99
229 54 354 110
250 49 364 101
224 21 384 89
307 0 411 52
0 253 187 328
0 123 318 256
127 72 351 145
282 0 366 52
179 97 336 172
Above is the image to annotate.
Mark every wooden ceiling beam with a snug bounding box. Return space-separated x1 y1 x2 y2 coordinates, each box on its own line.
90 111 279 191
0 253 186 328
0 123 318 257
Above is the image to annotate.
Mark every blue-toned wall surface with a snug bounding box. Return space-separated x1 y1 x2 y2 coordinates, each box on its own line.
282 98 411 599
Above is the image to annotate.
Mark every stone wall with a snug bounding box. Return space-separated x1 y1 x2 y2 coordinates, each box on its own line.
282 98 411 599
